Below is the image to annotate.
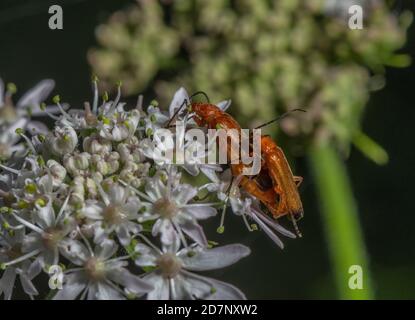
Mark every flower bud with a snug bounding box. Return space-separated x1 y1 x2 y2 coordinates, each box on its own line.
48 126 78 156
117 143 131 162
74 152 90 170
83 135 112 154
106 152 120 175
47 160 67 185
91 154 107 176
117 136 143 163
70 177 86 206
86 179 98 199
63 152 91 176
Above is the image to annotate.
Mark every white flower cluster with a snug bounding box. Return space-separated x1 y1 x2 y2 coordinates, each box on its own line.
0 78 295 300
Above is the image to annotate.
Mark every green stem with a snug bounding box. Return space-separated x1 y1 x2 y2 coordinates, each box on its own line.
352 132 389 166
309 143 374 299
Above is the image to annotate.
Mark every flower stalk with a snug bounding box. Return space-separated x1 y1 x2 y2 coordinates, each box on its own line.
309 143 374 299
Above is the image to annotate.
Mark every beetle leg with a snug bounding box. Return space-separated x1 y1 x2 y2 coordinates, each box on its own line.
275 200 291 219
294 176 303 187
274 199 288 218
270 184 287 217
226 176 235 194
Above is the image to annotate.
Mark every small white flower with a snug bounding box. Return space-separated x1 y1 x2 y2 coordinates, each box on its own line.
119 161 150 189
141 122 221 180
3 196 75 269
38 160 67 188
147 104 170 125
0 78 57 125
232 197 296 249
140 134 175 167
127 171 217 247
134 236 250 300
83 184 142 245
0 156 42 193
201 169 237 202
0 228 41 300
98 110 140 142
54 238 153 300
0 118 28 161
180 136 222 179
168 87 190 122
117 136 144 163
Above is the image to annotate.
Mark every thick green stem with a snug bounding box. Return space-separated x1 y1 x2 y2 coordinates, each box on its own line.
309 144 374 299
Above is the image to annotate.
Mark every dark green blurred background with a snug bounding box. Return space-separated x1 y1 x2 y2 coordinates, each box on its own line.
0 0 413 299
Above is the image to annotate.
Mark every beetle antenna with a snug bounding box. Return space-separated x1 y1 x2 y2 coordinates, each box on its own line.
166 98 188 127
189 91 210 103
255 109 306 129
165 91 211 127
